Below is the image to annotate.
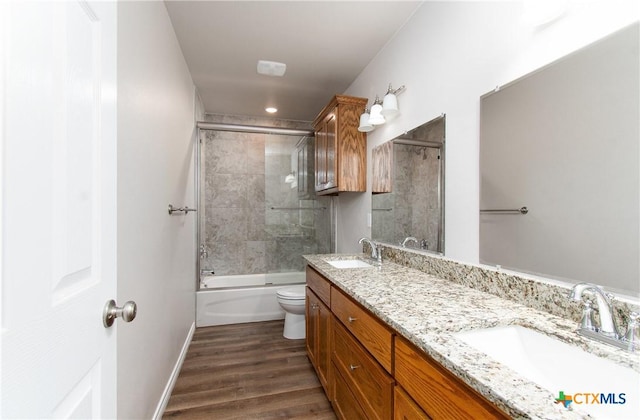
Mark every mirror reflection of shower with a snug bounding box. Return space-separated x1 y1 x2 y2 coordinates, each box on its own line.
198 122 333 290
371 115 445 254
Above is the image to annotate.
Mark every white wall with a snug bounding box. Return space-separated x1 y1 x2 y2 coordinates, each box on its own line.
342 0 640 260
117 2 196 418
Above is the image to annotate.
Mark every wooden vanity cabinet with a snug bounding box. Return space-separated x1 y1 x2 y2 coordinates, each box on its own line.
306 264 509 420
313 95 368 195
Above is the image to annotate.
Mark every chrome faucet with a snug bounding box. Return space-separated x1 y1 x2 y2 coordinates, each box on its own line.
569 283 638 351
401 236 418 248
359 237 381 263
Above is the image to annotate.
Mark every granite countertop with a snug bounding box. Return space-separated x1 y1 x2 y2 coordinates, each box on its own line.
303 253 640 420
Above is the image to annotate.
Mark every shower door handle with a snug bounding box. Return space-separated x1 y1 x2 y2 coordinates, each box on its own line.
103 299 137 328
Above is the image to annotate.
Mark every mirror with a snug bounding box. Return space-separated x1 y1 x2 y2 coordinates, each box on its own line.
480 23 639 296
371 115 445 253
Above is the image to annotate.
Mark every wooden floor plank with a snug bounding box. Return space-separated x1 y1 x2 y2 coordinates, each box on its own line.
163 320 336 419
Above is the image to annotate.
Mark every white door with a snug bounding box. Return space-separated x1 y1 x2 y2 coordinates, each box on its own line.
1 1 119 418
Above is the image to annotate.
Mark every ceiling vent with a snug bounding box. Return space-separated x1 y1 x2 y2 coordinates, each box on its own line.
257 60 286 77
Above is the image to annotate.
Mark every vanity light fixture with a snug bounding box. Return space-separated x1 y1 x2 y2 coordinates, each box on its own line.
358 83 406 132
358 107 374 132
381 84 405 119
368 95 386 126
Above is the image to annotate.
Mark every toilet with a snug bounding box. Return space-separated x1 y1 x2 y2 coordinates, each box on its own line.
276 285 307 339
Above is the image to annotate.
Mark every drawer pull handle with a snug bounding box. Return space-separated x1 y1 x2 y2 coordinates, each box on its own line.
348 316 357 323
349 364 360 371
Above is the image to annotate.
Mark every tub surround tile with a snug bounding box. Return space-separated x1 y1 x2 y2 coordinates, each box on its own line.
303 253 640 420
200 114 328 277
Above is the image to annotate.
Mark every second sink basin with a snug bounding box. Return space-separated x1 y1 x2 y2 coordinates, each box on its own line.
454 325 640 419
326 259 373 269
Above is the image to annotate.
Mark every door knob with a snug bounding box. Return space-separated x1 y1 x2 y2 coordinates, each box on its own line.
103 299 137 328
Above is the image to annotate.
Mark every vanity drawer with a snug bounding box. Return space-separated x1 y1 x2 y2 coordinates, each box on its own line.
332 362 367 420
395 337 509 420
306 266 331 306
332 318 394 420
331 287 393 372
394 386 431 420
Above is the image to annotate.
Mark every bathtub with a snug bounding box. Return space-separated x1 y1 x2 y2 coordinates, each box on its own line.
196 272 306 327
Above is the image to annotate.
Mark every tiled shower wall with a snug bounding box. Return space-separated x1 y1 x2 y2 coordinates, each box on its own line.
200 114 332 277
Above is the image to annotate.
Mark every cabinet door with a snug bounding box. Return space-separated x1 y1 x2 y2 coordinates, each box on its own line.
315 125 327 191
306 287 331 397
315 112 337 193
306 288 319 366
317 297 332 395
325 112 337 190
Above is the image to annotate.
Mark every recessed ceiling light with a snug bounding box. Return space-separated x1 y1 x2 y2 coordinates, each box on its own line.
265 107 278 113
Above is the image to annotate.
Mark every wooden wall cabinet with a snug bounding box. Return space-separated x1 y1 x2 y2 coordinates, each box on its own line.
313 95 368 195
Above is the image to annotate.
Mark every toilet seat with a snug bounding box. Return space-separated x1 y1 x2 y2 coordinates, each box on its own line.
276 285 306 300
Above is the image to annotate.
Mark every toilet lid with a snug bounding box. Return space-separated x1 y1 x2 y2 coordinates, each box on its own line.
276 285 306 299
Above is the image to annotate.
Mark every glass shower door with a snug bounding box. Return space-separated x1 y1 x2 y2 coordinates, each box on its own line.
264 134 332 285
198 127 333 288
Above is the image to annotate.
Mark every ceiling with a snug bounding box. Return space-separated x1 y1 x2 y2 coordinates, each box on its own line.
164 1 423 122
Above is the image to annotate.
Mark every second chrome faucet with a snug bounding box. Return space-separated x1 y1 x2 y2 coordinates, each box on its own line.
569 282 639 352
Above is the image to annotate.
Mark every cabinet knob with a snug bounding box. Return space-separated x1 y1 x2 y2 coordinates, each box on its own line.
349 364 360 371
348 316 357 323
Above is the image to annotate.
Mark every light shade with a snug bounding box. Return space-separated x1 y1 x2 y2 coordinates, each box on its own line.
358 109 374 132
381 92 398 118
368 96 385 125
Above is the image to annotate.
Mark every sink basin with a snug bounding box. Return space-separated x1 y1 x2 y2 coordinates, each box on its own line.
326 259 373 269
454 325 640 418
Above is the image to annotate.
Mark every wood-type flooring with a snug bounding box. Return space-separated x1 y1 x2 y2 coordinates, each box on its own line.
163 320 336 419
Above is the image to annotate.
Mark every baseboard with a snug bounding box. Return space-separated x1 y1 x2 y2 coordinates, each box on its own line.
153 321 195 420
